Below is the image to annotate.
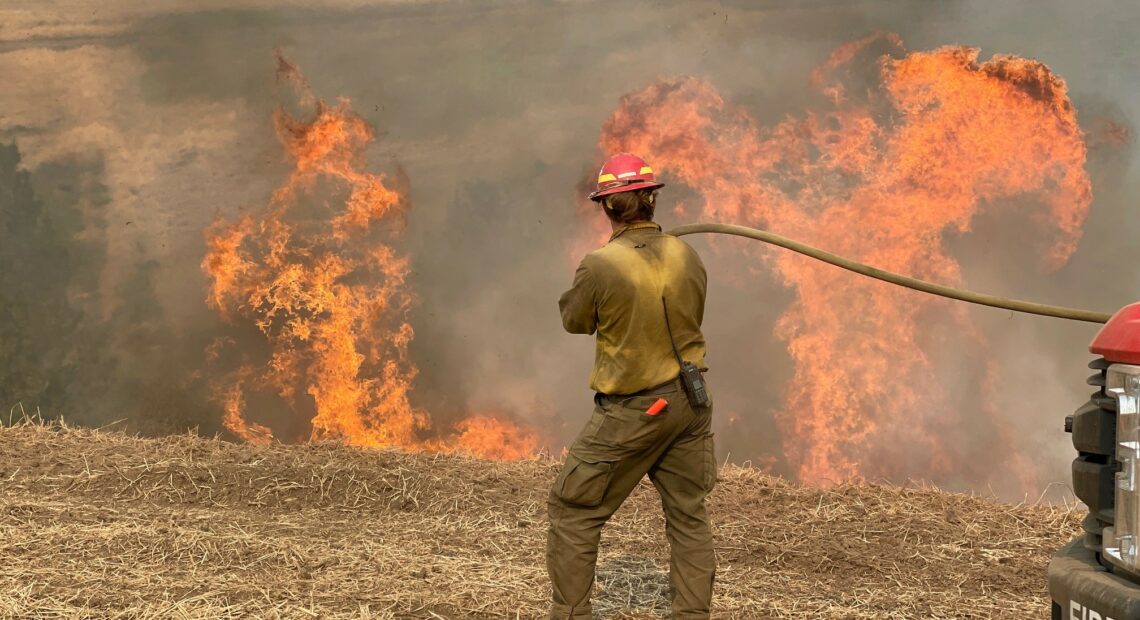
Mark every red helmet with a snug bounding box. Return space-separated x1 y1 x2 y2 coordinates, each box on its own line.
588 153 665 202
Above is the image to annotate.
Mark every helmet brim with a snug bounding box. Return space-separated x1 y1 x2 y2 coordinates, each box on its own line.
588 180 665 202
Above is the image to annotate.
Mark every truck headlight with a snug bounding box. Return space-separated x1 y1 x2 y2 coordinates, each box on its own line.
1104 364 1140 570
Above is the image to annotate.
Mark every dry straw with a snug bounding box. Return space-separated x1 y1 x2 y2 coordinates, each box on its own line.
0 418 1081 619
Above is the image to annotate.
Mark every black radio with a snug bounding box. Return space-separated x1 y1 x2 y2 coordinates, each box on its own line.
679 360 710 408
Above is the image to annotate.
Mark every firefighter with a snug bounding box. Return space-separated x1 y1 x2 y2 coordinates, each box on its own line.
548 153 716 619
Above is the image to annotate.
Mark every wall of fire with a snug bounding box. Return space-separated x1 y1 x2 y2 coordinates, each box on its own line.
1 0 1137 500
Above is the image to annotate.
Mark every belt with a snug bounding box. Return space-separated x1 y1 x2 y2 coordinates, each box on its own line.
601 377 682 400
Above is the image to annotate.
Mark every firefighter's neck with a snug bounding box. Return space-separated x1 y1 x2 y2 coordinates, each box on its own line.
610 218 653 233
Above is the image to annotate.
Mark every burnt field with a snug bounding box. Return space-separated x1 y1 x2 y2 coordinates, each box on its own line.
0 419 1080 619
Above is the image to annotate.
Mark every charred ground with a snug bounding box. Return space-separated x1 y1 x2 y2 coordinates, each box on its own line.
1 419 1080 619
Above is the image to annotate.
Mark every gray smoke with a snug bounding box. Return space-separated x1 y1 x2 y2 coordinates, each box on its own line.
1 0 1136 501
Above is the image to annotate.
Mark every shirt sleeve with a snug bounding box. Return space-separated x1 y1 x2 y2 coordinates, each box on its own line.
558 260 597 335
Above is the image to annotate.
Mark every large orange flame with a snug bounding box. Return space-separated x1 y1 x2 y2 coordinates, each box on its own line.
595 36 1092 487
202 53 538 461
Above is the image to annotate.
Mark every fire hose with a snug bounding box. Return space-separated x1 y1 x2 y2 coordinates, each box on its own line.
668 223 1113 324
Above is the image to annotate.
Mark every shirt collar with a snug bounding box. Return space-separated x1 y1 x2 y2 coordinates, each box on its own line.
609 221 662 242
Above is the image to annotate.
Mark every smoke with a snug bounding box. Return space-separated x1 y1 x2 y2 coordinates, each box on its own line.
1 1 1136 499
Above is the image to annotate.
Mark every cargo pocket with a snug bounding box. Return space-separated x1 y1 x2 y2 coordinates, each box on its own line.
594 396 665 451
702 434 717 492
554 453 615 507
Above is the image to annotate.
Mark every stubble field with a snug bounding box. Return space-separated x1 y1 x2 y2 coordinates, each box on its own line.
0 420 1081 619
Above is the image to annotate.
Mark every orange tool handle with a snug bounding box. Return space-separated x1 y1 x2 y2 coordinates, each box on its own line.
645 398 668 416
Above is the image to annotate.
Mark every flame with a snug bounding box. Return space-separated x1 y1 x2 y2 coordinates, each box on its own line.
202 52 538 460
447 415 542 461
595 38 1091 487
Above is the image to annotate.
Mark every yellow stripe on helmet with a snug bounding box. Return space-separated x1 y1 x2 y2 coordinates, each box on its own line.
598 173 617 183
639 166 653 174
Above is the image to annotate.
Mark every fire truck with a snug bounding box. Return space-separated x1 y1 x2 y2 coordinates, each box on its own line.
1050 303 1140 620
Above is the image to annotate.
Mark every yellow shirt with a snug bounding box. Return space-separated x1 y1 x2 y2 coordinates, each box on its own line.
559 221 708 395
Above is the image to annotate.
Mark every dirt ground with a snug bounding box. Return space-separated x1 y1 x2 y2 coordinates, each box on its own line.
0 420 1081 619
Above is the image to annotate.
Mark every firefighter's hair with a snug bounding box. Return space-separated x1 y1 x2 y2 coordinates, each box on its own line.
602 188 657 224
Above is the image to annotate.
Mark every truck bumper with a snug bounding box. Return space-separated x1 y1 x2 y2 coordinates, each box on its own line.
1049 538 1140 620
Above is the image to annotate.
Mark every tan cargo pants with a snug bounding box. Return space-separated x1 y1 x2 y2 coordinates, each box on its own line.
546 380 716 620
